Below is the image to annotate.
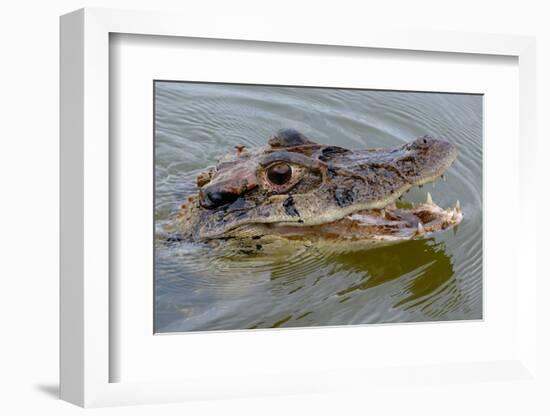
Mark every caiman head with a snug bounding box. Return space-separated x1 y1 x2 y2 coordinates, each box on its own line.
174 129 463 243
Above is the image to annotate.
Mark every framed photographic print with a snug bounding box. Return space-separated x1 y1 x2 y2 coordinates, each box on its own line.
60 8 539 407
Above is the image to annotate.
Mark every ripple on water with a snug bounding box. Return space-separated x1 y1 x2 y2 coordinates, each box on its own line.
154 82 483 332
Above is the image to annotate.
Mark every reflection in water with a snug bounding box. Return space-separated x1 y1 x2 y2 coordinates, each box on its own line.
332 239 455 308
155 237 466 331
154 82 483 333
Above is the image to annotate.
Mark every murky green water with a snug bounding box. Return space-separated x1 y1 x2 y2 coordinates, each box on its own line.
154 81 482 333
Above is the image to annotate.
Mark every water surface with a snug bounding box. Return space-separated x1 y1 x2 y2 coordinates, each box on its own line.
154 82 482 333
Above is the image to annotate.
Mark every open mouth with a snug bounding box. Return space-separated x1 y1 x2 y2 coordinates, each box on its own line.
268 191 463 241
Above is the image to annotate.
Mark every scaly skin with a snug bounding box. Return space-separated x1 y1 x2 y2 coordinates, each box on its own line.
170 129 463 243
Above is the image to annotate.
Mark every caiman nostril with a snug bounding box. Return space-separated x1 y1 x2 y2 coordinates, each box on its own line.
200 188 239 209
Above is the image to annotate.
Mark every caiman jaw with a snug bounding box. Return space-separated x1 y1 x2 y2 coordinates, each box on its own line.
343 193 463 240
264 136 462 240
269 192 463 241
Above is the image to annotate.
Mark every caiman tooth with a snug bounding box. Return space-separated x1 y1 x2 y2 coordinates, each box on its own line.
380 208 386 219
426 192 433 205
456 200 461 212
417 222 425 235
452 208 458 221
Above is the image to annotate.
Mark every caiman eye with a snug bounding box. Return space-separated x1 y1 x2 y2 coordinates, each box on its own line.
266 162 292 186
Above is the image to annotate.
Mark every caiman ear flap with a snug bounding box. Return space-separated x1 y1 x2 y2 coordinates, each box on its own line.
268 129 317 148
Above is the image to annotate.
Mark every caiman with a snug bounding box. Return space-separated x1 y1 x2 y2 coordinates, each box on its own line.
169 129 463 247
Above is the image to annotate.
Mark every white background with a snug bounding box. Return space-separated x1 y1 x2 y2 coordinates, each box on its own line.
1 1 548 415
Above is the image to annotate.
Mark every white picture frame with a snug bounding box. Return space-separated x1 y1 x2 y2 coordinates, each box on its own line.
60 8 538 407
